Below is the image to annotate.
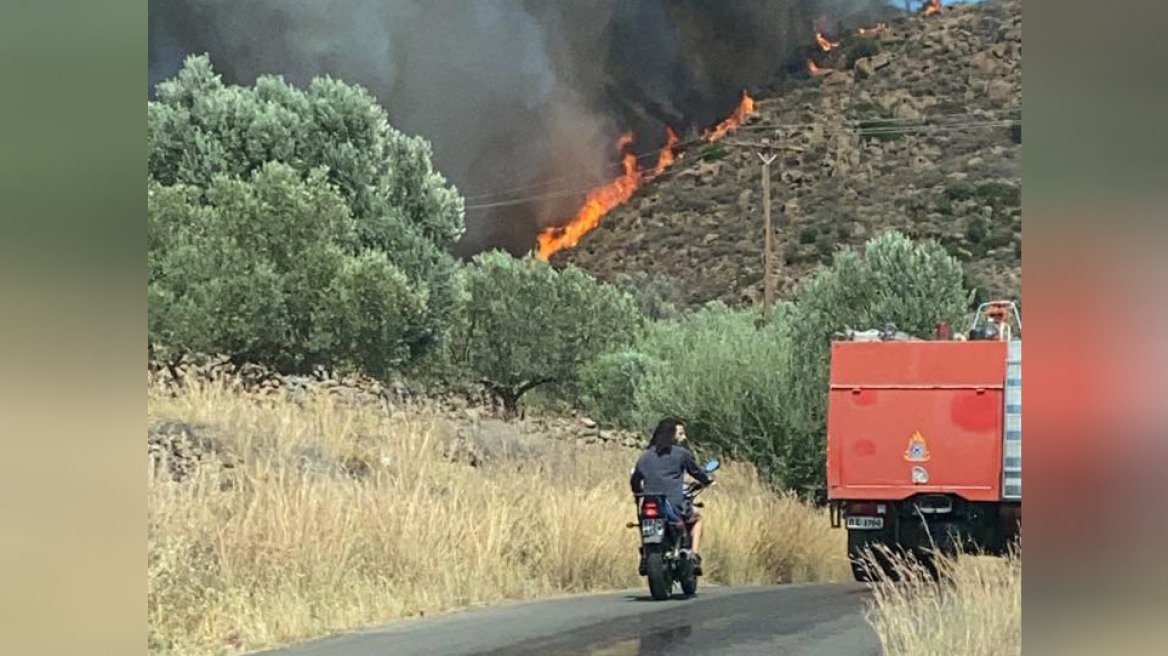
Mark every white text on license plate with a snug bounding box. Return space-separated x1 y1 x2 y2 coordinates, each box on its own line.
641 519 664 536
846 516 884 530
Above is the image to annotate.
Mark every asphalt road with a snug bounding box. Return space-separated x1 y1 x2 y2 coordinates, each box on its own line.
260 583 881 656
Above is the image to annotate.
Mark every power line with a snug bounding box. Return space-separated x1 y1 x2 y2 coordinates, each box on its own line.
461 133 709 202
726 120 1019 146
464 118 1020 211
461 108 1019 204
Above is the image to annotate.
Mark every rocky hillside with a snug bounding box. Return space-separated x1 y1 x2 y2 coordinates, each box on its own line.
553 0 1021 307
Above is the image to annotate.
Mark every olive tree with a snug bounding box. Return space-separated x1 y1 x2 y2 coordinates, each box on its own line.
452 252 642 416
148 163 429 377
148 55 463 371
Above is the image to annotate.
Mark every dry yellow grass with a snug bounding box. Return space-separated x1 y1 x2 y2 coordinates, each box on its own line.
147 380 847 655
865 549 1022 656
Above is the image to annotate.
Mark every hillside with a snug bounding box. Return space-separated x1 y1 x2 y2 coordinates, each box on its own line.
553 0 1021 307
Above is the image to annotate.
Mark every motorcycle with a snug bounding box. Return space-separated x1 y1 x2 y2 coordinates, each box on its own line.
628 459 720 600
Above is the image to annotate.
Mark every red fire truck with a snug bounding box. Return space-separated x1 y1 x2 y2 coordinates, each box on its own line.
826 301 1021 580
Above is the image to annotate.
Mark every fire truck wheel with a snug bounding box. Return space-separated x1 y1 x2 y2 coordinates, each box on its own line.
847 529 898 583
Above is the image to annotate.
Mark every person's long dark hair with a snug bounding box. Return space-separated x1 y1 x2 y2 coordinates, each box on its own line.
649 417 682 456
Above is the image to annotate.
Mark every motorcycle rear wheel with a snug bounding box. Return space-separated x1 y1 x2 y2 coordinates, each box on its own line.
645 549 672 600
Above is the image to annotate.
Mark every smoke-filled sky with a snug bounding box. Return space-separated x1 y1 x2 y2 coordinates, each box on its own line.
148 0 899 256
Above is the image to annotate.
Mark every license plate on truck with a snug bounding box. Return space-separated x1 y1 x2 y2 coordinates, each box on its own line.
845 516 884 530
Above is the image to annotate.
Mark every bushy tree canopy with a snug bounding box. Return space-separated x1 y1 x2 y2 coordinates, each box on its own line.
610 271 685 321
782 230 971 495
148 55 464 372
581 231 971 497
148 163 429 377
631 303 794 479
452 252 642 415
577 350 657 429
149 55 463 251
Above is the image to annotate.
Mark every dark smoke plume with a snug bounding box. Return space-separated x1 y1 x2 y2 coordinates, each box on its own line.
149 0 897 256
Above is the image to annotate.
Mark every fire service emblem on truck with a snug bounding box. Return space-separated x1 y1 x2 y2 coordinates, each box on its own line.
904 431 931 462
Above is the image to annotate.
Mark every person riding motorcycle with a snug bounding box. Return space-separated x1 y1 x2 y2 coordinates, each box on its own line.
630 417 713 573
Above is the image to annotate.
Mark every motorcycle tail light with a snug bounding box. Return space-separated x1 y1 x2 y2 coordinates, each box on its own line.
642 499 659 518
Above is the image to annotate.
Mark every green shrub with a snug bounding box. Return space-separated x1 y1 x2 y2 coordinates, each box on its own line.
963 267 994 309
578 351 658 429
858 118 905 142
965 215 988 245
984 227 1016 252
835 221 855 240
630 303 796 482
785 241 803 264
974 182 1021 209
611 272 685 321
815 233 836 263
945 182 975 202
700 145 730 161
585 232 972 498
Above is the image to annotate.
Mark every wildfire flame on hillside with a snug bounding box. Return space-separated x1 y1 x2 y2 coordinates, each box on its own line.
703 91 756 142
537 92 754 260
534 0 945 261
537 133 640 259
654 126 679 175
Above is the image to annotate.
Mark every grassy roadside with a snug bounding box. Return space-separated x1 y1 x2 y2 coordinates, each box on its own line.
147 380 847 655
865 549 1022 656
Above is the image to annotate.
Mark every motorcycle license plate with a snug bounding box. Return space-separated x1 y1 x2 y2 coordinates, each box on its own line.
845 516 884 530
641 519 665 537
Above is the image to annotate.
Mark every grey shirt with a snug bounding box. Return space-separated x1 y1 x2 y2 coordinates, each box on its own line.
630 446 711 514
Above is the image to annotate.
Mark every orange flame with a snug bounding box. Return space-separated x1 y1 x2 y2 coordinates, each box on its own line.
654 126 679 176
703 91 756 142
536 93 755 260
808 59 826 76
923 0 941 16
856 22 886 36
537 134 641 259
815 32 839 52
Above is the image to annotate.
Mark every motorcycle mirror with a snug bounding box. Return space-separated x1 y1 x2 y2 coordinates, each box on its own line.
705 459 720 472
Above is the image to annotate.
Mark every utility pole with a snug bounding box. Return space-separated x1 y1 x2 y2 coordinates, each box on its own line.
757 152 778 315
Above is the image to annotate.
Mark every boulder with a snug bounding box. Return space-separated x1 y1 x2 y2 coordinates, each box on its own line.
969 50 1002 77
822 70 855 90
854 57 876 79
986 80 1014 105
